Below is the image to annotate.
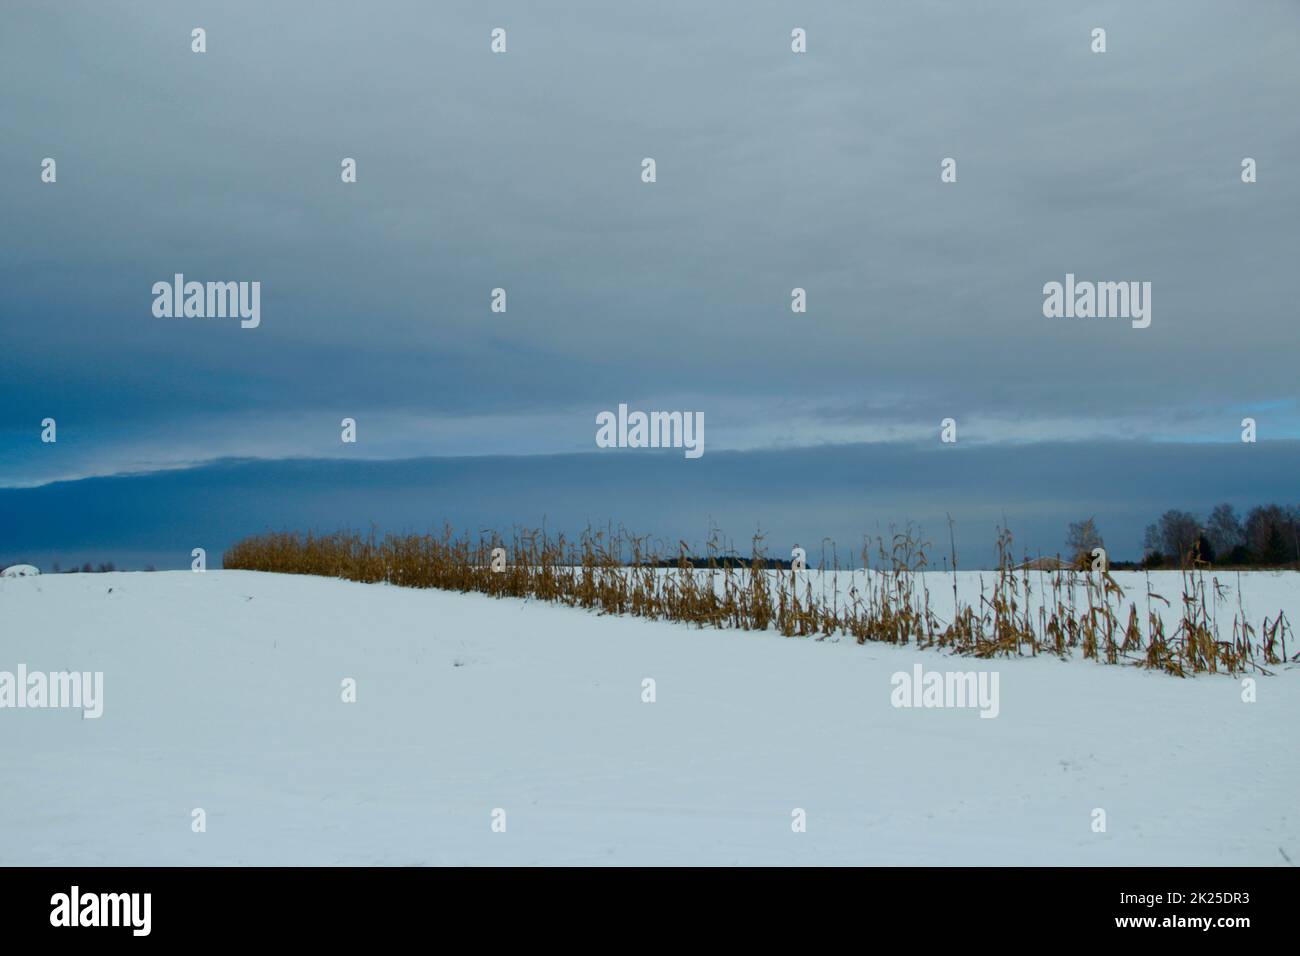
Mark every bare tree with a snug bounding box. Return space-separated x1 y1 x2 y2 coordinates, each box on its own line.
1245 504 1296 566
1065 516 1104 566
1152 510 1201 566
1206 503 1244 559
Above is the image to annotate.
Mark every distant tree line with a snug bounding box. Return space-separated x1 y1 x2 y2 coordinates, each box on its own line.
49 561 120 573
1066 504 1300 569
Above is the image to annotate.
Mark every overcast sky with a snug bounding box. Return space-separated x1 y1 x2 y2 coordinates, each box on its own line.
1 1 1296 561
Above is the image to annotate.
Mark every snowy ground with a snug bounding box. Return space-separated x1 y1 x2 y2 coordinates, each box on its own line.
1 570 1296 866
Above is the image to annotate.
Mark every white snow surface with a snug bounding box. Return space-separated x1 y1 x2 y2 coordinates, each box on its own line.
1 569 1296 866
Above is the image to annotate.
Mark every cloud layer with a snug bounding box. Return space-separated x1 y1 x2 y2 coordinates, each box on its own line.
2 1 1297 486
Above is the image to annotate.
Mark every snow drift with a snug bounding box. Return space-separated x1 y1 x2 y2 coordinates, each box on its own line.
0 570 1296 865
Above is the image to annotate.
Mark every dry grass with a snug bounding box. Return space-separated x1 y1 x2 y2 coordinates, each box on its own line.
223 523 1292 676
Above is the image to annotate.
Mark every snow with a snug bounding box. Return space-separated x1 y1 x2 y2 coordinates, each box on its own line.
1 569 1296 866
0 564 39 577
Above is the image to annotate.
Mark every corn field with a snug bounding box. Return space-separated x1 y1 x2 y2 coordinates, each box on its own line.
223 523 1293 676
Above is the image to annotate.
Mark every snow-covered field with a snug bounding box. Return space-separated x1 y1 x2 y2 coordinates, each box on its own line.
1 569 1296 866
